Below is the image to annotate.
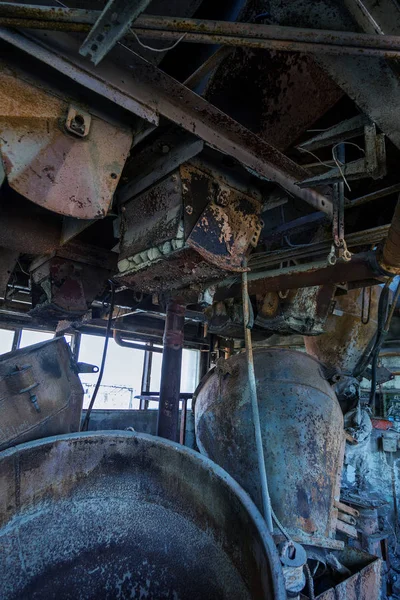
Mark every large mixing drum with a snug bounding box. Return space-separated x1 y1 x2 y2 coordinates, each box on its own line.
195 348 345 549
0 431 285 600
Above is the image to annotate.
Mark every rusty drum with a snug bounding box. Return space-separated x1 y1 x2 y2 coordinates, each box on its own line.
0 431 286 600
194 348 345 549
0 337 83 451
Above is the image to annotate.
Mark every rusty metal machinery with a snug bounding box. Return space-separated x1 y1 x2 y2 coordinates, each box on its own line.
0 59 132 220
206 284 337 339
0 431 286 600
305 286 381 374
116 161 264 294
29 241 116 323
194 348 345 550
0 337 83 451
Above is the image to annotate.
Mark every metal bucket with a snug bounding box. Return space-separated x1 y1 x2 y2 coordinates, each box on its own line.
0 431 285 600
194 348 345 549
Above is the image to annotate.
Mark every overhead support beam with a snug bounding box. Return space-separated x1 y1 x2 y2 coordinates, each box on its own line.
5 5 400 59
79 0 152 65
0 28 332 215
214 252 384 301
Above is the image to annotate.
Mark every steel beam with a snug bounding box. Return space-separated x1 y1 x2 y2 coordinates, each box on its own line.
157 299 185 442
79 0 152 65
0 28 332 215
214 252 383 301
5 5 400 59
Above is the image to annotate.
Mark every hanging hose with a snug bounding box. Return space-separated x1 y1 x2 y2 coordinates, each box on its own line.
304 563 316 600
81 281 116 431
242 266 274 533
369 282 391 408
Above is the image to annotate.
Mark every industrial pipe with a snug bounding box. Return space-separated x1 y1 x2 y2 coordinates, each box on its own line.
5 5 400 59
157 299 185 442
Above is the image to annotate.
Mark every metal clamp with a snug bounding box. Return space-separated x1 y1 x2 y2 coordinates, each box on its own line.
278 541 307 568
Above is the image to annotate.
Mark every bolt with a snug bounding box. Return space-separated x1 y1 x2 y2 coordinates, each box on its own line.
186 205 193 215
161 144 170 154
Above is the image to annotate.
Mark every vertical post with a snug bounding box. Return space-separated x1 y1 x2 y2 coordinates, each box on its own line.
157 299 185 441
71 331 81 363
11 328 21 352
179 398 188 446
140 342 153 410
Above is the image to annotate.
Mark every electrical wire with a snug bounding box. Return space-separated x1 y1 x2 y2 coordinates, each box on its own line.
369 282 391 408
242 264 274 533
130 29 186 52
81 281 116 431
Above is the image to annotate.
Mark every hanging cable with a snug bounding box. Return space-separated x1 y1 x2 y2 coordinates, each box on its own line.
242 263 274 533
368 281 391 408
304 563 316 600
81 281 116 431
130 29 186 52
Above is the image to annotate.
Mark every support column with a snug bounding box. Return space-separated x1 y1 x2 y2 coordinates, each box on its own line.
157 299 185 441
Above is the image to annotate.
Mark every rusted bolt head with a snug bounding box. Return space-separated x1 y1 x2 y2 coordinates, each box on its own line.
186 205 193 215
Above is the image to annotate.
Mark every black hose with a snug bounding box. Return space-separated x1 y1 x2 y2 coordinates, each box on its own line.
304 563 315 600
81 281 116 431
368 283 390 408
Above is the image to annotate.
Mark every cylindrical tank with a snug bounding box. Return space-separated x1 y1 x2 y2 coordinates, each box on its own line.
195 348 345 549
0 431 285 600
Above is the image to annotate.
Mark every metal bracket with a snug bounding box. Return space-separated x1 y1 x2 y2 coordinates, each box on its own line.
298 120 386 187
79 0 152 65
65 105 91 138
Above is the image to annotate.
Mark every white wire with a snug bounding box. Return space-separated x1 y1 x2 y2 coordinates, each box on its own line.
130 29 186 53
298 146 333 169
331 141 365 193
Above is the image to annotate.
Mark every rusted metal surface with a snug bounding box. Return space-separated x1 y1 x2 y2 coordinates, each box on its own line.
249 225 391 272
207 49 342 152
255 285 336 336
79 0 152 65
0 337 83 451
379 197 400 274
0 431 286 600
0 61 133 219
187 195 262 272
6 6 400 60
119 128 203 204
0 198 61 254
119 173 183 261
214 252 384 301
0 248 18 299
195 348 345 549
182 162 263 271
263 0 400 153
29 250 113 323
118 161 264 290
311 547 381 599
0 28 332 215
157 299 185 441
305 286 381 373
207 285 335 339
